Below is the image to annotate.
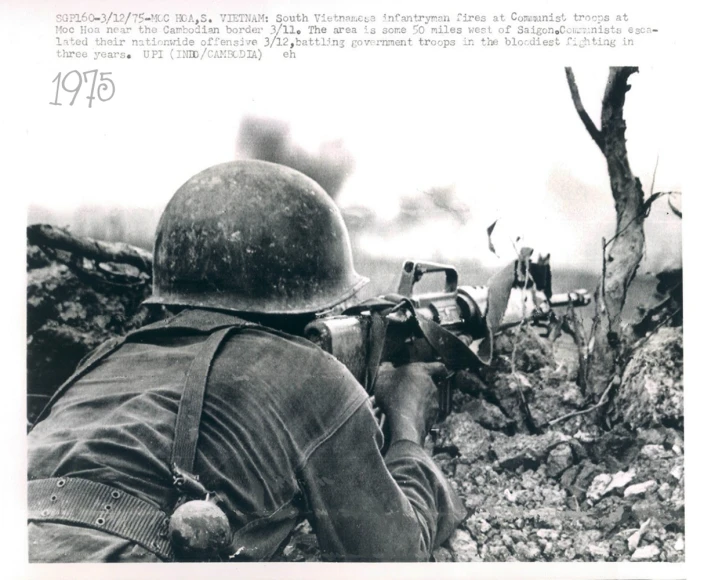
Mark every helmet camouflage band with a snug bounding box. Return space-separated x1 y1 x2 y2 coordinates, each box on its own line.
145 160 368 315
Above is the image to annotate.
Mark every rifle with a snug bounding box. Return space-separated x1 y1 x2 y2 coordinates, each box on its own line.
304 254 590 417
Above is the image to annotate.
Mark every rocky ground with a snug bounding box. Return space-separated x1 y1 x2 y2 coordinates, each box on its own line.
280 324 684 562
433 324 683 563
26 225 684 563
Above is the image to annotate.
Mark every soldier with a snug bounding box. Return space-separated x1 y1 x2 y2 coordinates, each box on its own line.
27 160 465 562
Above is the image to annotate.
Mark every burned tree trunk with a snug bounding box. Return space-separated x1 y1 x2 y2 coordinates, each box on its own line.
565 67 646 403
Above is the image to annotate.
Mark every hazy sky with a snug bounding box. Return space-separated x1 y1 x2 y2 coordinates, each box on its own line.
11 0 684 273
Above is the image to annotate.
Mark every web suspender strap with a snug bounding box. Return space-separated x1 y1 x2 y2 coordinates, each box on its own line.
170 326 241 479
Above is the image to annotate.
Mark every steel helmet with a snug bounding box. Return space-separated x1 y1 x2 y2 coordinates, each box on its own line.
145 160 368 314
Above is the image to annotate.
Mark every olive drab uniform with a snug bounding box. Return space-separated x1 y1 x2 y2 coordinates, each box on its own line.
28 160 466 561
28 309 466 561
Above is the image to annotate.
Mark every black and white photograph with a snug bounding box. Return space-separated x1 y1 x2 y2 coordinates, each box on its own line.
5 0 694 578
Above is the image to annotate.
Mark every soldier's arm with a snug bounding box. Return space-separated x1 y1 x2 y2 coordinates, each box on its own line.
298 395 465 562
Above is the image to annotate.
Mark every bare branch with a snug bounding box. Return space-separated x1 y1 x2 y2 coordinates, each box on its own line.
649 155 659 199
548 376 618 427
604 191 667 249
668 194 682 218
547 399 607 427
565 67 604 151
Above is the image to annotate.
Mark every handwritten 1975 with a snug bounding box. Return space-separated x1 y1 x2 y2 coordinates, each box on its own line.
50 70 115 108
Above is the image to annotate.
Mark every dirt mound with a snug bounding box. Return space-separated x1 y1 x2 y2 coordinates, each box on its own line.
611 327 683 430
26 225 164 424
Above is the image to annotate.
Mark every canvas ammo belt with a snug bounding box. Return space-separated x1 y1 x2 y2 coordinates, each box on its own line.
28 477 174 561
28 318 254 561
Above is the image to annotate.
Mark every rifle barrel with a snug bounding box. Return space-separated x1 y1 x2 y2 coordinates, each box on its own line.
550 290 592 307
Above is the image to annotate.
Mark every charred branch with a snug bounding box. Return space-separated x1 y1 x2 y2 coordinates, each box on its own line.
27 224 153 272
565 68 604 151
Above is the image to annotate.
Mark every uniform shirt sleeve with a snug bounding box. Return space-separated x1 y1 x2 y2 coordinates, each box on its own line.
297 402 466 562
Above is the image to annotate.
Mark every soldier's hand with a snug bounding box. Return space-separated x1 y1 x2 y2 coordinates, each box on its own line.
374 362 447 446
